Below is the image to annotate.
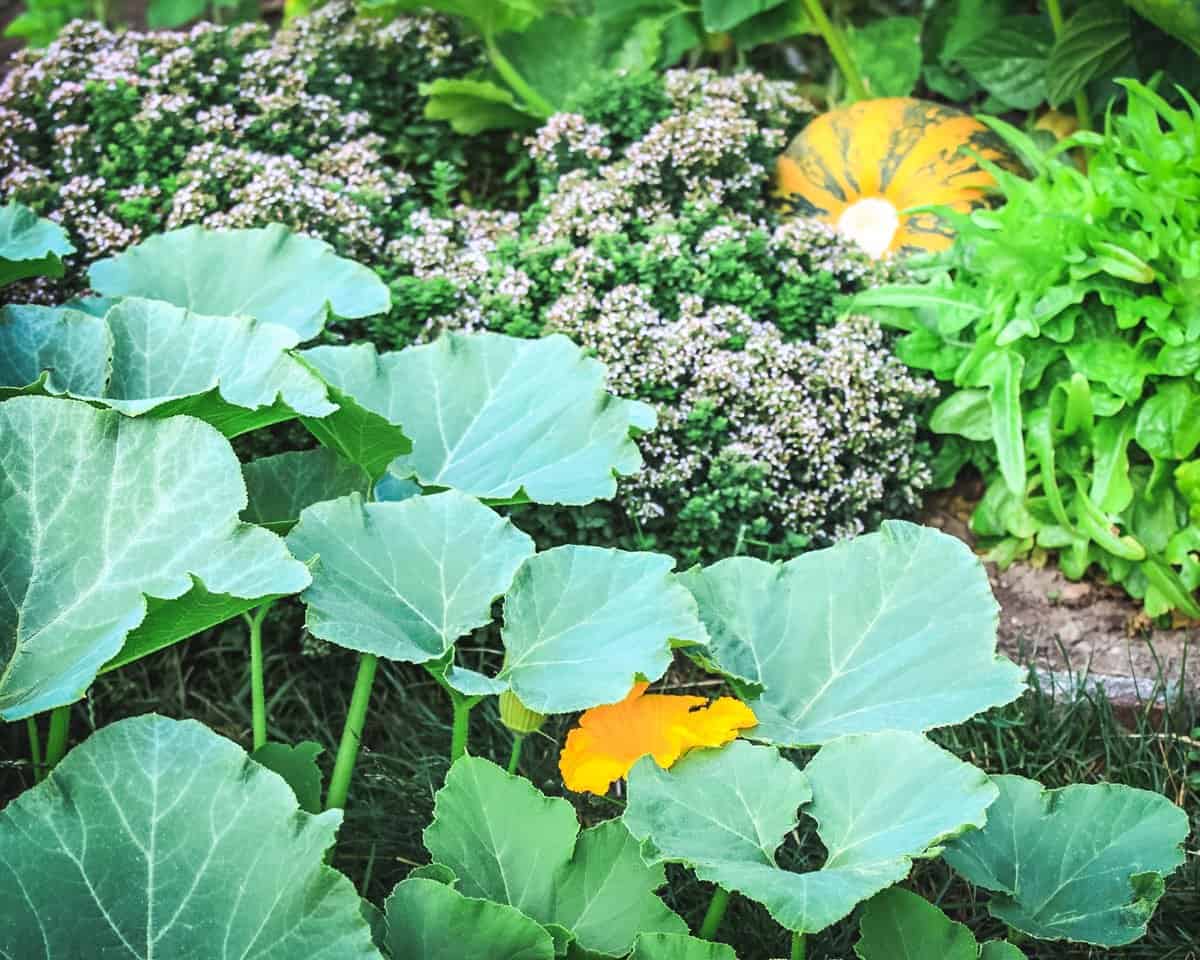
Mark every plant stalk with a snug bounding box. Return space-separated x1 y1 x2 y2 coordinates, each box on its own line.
43 705 70 775
244 602 272 751
325 653 379 810
791 932 807 960
799 0 869 102
698 886 731 940
484 33 555 118
450 698 473 763
26 717 42 783
1043 0 1092 129
506 733 524 775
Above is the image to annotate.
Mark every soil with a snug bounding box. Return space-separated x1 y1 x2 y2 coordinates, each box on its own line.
923 486 1199 709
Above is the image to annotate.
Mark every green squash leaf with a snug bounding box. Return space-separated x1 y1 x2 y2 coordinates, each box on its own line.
88 224 390 340
854 887 1023 959
0 715 381 959
384 877 554 960
287 491 534 664
301 332 655 504
421 78 538 134
251 740 325 814
0 300 336 436
495 545 707 713
625 735 997 935
0 396 311 721
630 933 738 960
1127 0 1200 53
1046 1 1133 108
146 0 207 27
943 775 1189 945
424 756 686 956
700 0 786 32
241 448 370 533
847 16 924 98
679 521 1023 746
0 202 74 287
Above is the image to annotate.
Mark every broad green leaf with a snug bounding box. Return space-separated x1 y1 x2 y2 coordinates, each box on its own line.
0 396 310 721
1046 2 1133 108
855 887 1009 959
0 300 337 436
0 202 74 287
1127 0 1200 53
424 756 686 956
679 521 1023 746
363 0 549 34
88 224 390 340
496 545 707 713
146 0 206 27
1135 381 1200 461
384 877 554 960
287 491 534 664
421 77 538 134
0 715 381 959
953 17 1053 110
930 389 992 441
625 734 997 935
980 943 1027 960
701 0 785 32
943 775 1189 945
630 933 738 960
252 740 325 814
847 16 924 98
301 332 655 504
241 448 370 533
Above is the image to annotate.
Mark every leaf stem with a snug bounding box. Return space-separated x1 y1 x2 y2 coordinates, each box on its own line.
325 653 379 810
791 932 807 960
26 717 42 783
450 698 473 763
698 886 731 940
244 602 273 752
1043 0 1092 129
799 0 869 102
484 32 555 118
43 705 70 774
506 733 524 775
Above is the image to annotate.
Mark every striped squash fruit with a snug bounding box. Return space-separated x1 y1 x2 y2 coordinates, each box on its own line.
775 98 1010 258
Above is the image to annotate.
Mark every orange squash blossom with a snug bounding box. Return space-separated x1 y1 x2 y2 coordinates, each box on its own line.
559 682 758 795
775 97 1009 258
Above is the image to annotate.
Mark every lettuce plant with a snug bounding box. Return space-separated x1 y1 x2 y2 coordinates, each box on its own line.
856 80 1200 618
0 223 1189 958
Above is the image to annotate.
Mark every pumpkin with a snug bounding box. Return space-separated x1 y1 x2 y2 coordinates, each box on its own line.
775 98 1009 258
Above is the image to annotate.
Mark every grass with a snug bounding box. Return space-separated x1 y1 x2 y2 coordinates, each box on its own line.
2 601 1198 959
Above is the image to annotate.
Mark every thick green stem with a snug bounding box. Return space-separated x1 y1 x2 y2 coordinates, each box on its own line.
26 717 42 783
799 0 868 102
698 886 731 940
43 706 70 774
325 654 379 811
244 602 272 751
791 932 807 960
485 33 555 118
1044 0 1092 129
506 733 524 775
450 698 473 763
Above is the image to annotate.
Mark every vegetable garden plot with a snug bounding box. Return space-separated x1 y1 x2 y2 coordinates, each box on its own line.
0 217 1191 959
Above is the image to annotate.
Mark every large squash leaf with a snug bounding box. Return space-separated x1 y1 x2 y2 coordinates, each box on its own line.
630 933 738 960
854 888 1025 959
0 300 336 436
423 756 686 956
481 545 708 713
287 491 534 664
942 775 1189 946
0 202 74 287
0 715 380 959
0 396 310 720
679 520 1025 745
87 224 390 340
299 333 655 504
241 449 370 533
624 735 997 935
384 877 554 960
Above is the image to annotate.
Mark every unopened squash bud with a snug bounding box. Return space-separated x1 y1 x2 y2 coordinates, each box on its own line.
499 690 545 735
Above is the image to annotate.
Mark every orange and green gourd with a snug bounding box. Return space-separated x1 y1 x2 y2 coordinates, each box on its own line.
775 98 1009 258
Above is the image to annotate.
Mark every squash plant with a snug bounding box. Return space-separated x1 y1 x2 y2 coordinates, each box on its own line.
0 224 1189 958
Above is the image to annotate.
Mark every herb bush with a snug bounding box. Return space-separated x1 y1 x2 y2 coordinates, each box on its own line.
379 70 937 564
0 2 519 299
857 80 1200 618
0 216 1189 959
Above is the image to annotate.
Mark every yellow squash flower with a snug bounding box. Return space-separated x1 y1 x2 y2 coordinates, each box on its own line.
559 682 757 795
